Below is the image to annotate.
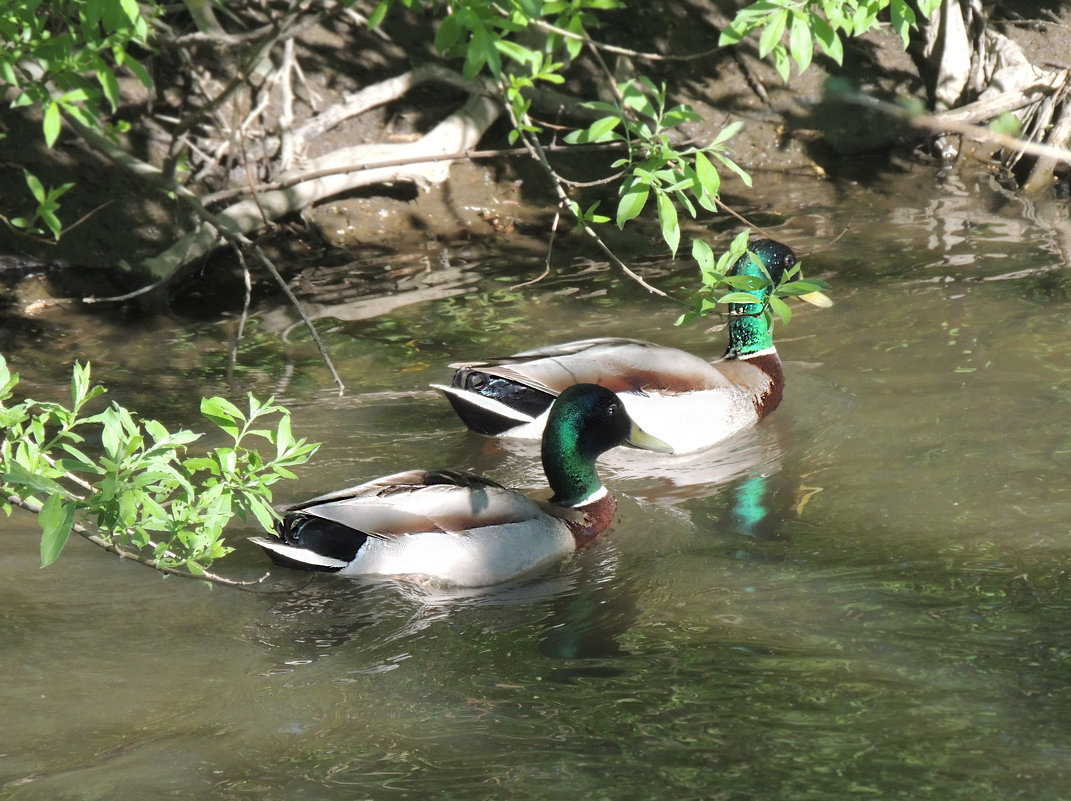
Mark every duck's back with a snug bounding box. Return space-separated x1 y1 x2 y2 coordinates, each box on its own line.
469 338 734 394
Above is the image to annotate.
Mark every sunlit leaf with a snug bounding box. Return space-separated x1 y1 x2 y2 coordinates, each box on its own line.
39 493 76 567
42 102 61 148
789 14 813 74
656 192 680 255
616 183 649 228
758 9 788 58
692 239 715 274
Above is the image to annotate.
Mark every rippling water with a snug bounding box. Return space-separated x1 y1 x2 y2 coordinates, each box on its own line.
5 165 1071 800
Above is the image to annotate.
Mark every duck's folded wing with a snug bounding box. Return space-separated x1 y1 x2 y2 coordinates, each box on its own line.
284 469 551 538
453 339 733 393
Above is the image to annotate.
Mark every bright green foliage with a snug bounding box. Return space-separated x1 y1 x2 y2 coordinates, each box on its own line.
372 0 624 80
0 356 319 574
567 79 751 255
1 0 158 236
1 0 156 138
676 231 831 328
720 0 942 82
372 0 743 257
9 170 74 240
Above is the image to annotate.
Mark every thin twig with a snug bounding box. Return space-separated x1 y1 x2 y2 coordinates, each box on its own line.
246 245 346 396
278 38 298 171
511 202 561 289
67 114 345 394
61 200 115 237
490 1 722 63
227 242 254 385
712 197 781 242
501 85 667 297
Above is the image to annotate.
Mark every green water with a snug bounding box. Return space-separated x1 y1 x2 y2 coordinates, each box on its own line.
5 166 1071 799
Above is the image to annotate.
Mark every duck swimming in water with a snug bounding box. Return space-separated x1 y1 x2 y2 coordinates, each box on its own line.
250 383 671 587
433 239 830 454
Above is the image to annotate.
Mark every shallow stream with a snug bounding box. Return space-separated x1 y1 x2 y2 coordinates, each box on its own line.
4 164 1071 799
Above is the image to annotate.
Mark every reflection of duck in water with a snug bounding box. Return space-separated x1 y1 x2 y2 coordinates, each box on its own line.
251 384 670 587
435 239 831 454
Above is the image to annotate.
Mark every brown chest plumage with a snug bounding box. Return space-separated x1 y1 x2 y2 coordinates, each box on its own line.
565 493 618 549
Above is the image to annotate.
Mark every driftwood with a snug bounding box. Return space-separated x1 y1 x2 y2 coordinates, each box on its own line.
139 90 502 283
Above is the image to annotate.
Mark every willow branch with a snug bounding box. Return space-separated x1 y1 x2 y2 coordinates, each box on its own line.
7 494 271 590
502 85 666 296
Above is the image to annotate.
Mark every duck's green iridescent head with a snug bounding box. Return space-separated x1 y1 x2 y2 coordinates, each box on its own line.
541 384 671 506
727 239 798 356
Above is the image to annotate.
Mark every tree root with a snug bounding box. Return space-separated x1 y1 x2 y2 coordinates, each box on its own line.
139 92 501 284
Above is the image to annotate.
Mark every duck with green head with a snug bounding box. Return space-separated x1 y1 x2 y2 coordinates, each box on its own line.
433 239 830 454
250 383 671 587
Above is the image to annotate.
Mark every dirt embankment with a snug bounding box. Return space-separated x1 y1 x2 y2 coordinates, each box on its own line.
1 2 1069 306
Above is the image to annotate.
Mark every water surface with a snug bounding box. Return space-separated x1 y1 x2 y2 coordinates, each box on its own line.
4 165 1071 800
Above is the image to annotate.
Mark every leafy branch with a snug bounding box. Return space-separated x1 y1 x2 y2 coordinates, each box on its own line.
566 78 750 256
676 230 831 328
0 356 319 583
719 0 943 82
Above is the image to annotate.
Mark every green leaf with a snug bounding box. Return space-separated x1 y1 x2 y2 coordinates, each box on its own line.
771 43 791 83
39 493 76 567
4 460 67 498
435 13 463 53
692 239 715 274
122 54 153 90
247 497 278 533
718 291 765 305
769 294 792 325
583 115 622 143
789 14 813 74
813 16 843 64
96 66 121 111
718 20 747 47
368 0 391 29
40 210 63 240
564 13 585 60
656 192 680 255
889 0 916 48
693 150 721 203
616 183 650 228
710 120 744 148
989 111 1022 137
42 102 61 148
24 170 46 204
758 9 788 58
713 152 753 188
118 0 143 27
201 397 243 437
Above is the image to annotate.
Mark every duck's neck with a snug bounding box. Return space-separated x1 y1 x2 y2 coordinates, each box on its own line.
541 432 603 508
725 301 774 358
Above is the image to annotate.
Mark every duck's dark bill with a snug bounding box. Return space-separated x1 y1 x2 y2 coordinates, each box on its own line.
626 422 674 454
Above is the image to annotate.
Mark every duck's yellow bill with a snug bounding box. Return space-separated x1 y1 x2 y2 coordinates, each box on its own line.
627 422 674 454
799 290 833 308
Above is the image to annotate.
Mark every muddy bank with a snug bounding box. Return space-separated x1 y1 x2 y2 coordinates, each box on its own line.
1 2 1069 310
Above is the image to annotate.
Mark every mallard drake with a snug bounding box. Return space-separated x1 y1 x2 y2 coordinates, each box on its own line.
250 383 671 587
433 239 829 454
